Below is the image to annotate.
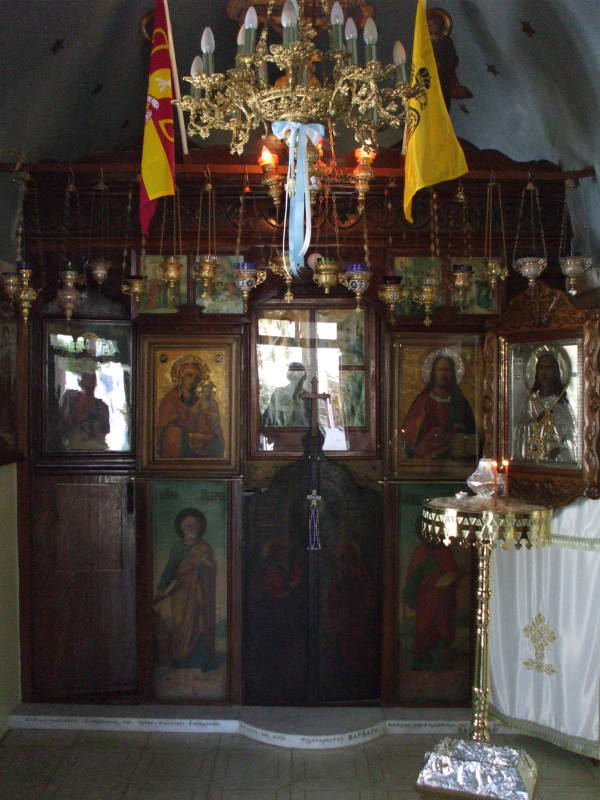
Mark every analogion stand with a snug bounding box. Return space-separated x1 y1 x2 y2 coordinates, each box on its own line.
415 495 552 800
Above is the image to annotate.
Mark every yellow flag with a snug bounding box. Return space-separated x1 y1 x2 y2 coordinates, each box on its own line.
403 0 468 223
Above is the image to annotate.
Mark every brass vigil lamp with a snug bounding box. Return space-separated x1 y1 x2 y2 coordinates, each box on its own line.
419 276 438 327
1 264 39 321
312 256 340 294
269 252 294 303
377 275 403 320
161 255 185 289
485 256 508 289
57 269 82 321
452 263 473 311
1 271 20 301
234 261 267 310
352 147 376 212
192 254 218 295
89 256 110 287
339 262 372 309
122 275 147 309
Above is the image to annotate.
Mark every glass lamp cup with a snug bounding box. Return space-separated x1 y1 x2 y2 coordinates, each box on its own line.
234 262 267 308
514 257 547 285
466 458 501 500
559 255 594 295
340 262 371 308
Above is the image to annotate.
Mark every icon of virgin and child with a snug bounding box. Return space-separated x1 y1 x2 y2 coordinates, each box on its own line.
402 348 477 461
157 355 224 459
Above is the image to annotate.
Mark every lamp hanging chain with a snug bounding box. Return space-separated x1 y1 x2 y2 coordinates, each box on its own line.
558 178 576 258
176 185 183 258
159 196 167 257
362 206 371 268
235 183 246 262
32 180 45 275
195 183 204 261
429 190 440 258
121 183 133 275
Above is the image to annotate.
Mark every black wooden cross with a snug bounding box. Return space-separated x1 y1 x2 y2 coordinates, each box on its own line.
302 376 330 438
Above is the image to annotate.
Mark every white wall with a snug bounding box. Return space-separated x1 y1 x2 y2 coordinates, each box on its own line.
0 462 20 737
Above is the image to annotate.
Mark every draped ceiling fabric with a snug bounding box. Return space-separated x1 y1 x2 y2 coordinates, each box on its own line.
0 1 599 260
490 497 600 759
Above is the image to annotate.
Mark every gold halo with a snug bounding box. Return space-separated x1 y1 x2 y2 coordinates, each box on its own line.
170 355 210 387
427 8 453 40
524 344 572 391
421 347 465 386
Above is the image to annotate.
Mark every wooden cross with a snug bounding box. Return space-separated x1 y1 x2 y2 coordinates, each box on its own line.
302 376 330 437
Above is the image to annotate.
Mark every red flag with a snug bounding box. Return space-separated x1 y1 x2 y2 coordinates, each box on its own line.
139 0 175 235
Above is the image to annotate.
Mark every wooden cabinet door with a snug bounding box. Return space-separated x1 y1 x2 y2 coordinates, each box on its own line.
30 474 136 699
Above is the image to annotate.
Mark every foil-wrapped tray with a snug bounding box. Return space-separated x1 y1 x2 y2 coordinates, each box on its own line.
416 737 537 799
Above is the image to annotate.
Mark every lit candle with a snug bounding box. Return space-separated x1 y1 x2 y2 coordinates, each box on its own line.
330 2 344 51
259 146 279 169
393 40 408 84
502 459 510 504
492 460 498 507
344 17 358 65
244 6 258 54
281 0 298 47
363 18 378 63
201 26 215 75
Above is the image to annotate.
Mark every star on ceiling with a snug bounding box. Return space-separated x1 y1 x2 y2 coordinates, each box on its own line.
459 104 469 114
50 38 65 54
92 83 104 95
486 63 499 77
521 20 536 37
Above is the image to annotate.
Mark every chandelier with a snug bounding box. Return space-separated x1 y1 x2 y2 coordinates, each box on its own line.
178 0 428 276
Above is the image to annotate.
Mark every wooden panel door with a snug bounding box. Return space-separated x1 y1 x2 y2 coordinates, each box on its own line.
30 473 137 699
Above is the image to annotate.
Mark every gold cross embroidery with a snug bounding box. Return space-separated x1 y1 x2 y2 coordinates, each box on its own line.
522 613 556 675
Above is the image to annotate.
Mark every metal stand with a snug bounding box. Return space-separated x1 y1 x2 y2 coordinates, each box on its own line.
415 496 552 799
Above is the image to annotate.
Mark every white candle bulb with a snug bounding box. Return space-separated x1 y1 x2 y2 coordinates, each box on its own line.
281 0 298 27
330 1 344 25
201 26 215 54
344 17 358 40
363 18 378 45
190 55 203 76
244 6 258 29
237 25 245 46
393 40 406 66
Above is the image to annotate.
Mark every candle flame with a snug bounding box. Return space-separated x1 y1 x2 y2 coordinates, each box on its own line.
259 146 278 167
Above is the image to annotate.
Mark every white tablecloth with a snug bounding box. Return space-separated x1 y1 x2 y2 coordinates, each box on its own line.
490 497 600 758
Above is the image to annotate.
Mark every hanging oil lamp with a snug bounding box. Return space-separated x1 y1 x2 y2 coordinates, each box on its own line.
352 147 376 212
121 274 147 312
312 255 340 294
419 275 438 327
377 275 403 321
269 251 294 302
483 175 509 289
452 263 473 311
558 178 596 295
234 261 267 310
192 172 218 298
89 256 110 287
57 266 82 320
340 263 371 309
512 177 547 289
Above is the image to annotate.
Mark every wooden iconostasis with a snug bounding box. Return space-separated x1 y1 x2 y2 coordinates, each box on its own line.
8 144 584 705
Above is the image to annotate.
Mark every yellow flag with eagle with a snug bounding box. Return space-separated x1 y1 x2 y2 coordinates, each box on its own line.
139 0 175 235
403 0 468 223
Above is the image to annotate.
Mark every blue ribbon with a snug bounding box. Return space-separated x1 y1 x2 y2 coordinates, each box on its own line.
272 120 325 276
